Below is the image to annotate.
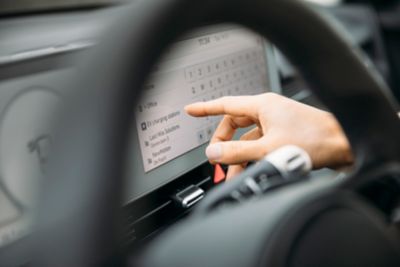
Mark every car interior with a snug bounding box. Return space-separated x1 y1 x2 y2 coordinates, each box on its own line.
0 0 400 266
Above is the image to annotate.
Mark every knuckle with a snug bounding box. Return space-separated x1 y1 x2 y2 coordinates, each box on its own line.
223 96 234 102
263 92 279 101
219 96 231 105
227 116 239 129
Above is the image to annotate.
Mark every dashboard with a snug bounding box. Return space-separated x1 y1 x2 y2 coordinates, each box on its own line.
0 2 392 264
0 10 101 251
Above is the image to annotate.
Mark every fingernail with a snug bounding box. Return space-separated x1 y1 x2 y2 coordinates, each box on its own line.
206 144 222 160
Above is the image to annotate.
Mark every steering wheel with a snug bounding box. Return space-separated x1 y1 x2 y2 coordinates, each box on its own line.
29 0 400 266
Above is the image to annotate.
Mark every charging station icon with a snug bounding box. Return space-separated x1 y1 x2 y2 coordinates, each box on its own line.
141 122 147 131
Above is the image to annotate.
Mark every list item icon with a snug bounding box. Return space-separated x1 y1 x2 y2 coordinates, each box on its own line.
141 122 147 131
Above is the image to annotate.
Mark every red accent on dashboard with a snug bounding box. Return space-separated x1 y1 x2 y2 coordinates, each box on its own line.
213 164 226 183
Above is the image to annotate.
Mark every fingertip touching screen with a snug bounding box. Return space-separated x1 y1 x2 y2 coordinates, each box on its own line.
124 25 280 203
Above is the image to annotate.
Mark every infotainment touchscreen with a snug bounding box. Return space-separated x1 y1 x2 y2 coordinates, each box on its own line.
124 25 280 202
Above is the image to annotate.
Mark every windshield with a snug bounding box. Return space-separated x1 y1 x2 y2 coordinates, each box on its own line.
0 0 347 15
0 0 344 15
0 0 124 14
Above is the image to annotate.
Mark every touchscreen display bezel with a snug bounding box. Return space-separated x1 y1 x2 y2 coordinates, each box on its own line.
124 25 281 204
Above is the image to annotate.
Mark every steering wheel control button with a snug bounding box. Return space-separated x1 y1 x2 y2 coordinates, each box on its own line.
243 177 262 195
172 185 205 209
194 146 312 215
254 173 271 191
265 145 312 178
0 88 59 208
213 163 226 184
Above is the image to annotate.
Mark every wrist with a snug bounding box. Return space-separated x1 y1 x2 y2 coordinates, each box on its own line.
322 112 354 168
329 114 354 167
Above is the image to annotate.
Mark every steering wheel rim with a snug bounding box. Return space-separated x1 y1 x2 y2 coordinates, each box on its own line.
31 0 400 266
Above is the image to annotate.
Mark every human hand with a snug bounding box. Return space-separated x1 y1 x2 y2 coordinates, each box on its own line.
185 93 353 180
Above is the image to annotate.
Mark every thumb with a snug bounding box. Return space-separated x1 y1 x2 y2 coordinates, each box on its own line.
205 140 267 165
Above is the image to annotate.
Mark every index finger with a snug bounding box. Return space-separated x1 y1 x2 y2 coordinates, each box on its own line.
184 96 259 119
